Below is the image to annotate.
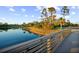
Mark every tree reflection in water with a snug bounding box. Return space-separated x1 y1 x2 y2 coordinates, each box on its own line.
0 28 9 32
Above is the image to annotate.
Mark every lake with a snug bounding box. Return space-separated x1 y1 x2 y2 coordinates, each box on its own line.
0 29 40 49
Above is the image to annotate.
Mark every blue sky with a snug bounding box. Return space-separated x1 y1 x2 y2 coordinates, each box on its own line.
0 6 79 24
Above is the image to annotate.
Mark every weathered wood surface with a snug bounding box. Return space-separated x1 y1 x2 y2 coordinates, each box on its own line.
55 31 79 53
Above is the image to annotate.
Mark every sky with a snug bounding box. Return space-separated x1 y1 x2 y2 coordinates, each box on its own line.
0 6 79 24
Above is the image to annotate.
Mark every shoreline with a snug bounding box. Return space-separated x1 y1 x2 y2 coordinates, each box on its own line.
26 29 43 36
26 27 61 36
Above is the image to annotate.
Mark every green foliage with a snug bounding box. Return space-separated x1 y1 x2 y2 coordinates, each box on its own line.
59 17 64 20
41 8 48 19
24 6 79 30
61 6 69 17
50 25 54 29
48 7 56 16
70 23 78 27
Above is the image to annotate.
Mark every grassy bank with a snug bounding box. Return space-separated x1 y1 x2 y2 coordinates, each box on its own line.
26 27 61 36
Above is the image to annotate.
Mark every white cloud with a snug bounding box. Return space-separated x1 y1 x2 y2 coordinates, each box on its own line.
56 14 62 19
35 6 43 14
37 17 42 22
71 6 76 9
65 16 70 19
25 15 28 17
40 10 42 13
54 6 60 11
36 6 43 11
9 8 15 12
0 18 6 22
21 8 26 12
71 12 76 15
77 6 79 9
31 15 34 18
14 13 20 16
37 16 41 19
1 18 6 20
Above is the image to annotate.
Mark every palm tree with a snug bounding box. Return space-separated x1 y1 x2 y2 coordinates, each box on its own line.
41 8 48 21
58 17 65 29
41 8 48 29
48 7 56 20
67 20 70 26
61 6 69 19
61 6 69 29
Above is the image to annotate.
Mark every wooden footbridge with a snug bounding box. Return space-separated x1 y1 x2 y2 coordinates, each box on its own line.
0 27 79 53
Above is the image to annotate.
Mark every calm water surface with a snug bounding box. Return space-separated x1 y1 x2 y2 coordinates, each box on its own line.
0 29 39 49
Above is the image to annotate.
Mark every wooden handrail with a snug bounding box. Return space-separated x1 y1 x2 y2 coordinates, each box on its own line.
0 29 71 53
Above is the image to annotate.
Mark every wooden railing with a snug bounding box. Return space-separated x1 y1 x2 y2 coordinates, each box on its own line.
0 28 71 53
71 27 79 32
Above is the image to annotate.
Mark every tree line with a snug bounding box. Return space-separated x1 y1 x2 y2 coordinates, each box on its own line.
23 6 79 30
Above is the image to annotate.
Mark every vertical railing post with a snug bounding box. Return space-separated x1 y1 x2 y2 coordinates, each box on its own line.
47 39 52 53
57 31 64 42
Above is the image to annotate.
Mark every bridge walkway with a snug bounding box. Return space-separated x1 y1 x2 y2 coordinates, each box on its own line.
0 28 78 53
55 31 79 53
